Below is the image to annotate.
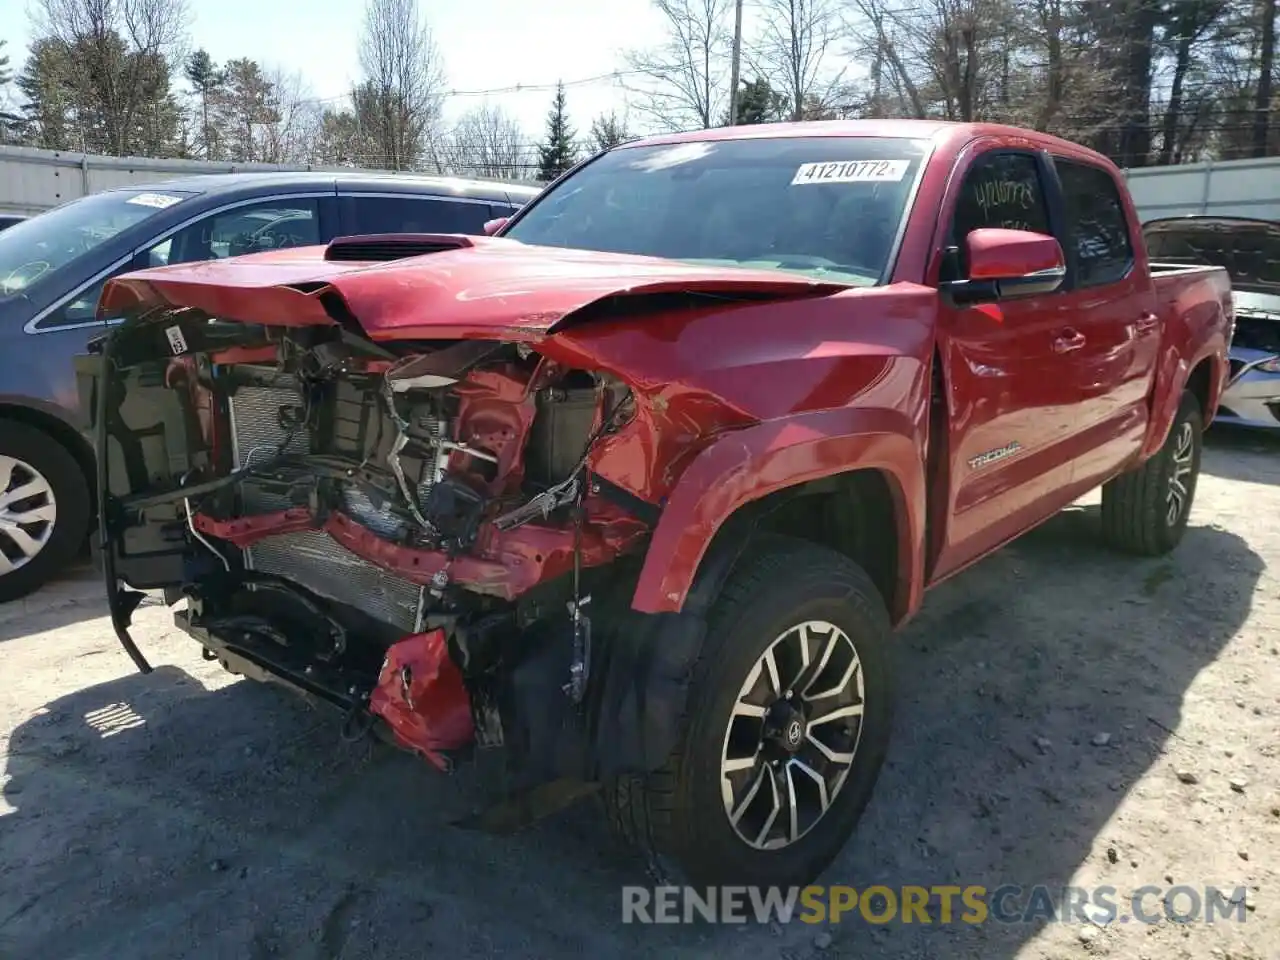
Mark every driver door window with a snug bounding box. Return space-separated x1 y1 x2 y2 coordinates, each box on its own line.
942 153 1053 283
36 199 321 330
166 199 321 264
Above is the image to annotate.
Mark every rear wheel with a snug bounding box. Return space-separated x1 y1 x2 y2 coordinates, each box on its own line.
1099 390 1202 556
0 422 90 603
602 536 894 888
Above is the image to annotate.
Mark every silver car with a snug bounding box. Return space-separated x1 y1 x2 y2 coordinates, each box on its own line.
1144 216 1280 430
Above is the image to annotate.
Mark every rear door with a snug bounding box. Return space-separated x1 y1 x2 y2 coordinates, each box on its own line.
931 146 1091 578
1048 157 1159 488
338 193 499 237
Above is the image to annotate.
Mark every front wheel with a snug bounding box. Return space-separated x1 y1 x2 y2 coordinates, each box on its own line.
1100 389 1203 556
602 536 895 888
0 422 91 603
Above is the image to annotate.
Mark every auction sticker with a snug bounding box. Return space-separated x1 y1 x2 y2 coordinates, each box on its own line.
165 325 189 356
791 160 910 185
126 192 183 209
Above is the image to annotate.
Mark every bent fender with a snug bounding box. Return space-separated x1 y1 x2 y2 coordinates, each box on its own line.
629 406 929 624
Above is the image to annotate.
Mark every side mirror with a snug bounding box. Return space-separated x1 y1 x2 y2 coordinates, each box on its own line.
948 227 1066 302
482 217 509 236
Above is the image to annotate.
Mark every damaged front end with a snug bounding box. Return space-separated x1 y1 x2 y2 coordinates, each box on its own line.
77 300 717 816
1221 295 1280 428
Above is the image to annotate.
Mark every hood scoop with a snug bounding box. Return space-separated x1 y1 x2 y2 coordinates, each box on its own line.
324 233 476 263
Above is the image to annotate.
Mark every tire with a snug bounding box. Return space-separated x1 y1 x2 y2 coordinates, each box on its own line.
602 535 895 888
1100 389 1203 557
0 421 91 603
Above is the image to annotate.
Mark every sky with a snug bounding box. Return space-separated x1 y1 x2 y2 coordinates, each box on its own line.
0 0 686 143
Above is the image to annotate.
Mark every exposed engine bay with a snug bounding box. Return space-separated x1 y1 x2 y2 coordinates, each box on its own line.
85 311 711 815
200 338 640 633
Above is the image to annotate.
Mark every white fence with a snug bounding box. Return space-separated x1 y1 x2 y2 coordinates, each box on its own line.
4 141 1280 223
1122 156 1280 223
0 144 363 215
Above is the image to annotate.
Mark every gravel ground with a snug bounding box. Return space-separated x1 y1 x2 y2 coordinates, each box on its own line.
2 428 1278 960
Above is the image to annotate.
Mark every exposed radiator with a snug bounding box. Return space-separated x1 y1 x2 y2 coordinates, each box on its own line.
227 375 311 513
226 373 426 632
245 529 424 633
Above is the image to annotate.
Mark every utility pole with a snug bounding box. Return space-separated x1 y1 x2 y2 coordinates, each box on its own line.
728 0 744 126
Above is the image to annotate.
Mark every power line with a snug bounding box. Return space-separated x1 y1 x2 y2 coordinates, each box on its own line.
293 69 643 109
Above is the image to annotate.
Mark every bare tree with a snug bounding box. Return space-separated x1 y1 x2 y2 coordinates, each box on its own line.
258 67 321 164
845 0 928 117
439 103 531 179
32 0 188 155
623 0 734 131
357 0 448 169
1252 0 1276 156
751 0 845 120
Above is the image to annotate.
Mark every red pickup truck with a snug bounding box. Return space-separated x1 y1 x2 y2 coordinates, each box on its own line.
80 119 1232 889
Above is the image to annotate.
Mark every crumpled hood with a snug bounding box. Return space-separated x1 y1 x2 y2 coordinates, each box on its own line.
98 235 850 342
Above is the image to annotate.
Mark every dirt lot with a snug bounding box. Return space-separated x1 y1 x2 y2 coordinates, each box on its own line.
2 429 1278 960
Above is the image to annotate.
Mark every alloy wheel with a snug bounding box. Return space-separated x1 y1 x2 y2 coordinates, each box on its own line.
719 620 865 851
0 455 58 575
1165 421 1195 526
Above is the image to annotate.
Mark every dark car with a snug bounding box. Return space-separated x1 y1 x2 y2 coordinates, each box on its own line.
0 171 540 601
0 214 26 232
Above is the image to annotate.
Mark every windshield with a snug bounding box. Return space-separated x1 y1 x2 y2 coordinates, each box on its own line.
1143 217 1280 294
0 188 194 298
504 135 931 285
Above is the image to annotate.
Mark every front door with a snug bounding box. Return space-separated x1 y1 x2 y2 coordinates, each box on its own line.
930 148 1090 580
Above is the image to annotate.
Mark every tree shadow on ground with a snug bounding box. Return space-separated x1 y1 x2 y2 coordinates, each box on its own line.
0 505 1263 959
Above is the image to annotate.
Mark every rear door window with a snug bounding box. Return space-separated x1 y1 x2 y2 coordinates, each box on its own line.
1053 159 1134 287
343 196 495 236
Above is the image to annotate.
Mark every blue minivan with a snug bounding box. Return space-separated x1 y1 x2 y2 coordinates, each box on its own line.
0 171 540 601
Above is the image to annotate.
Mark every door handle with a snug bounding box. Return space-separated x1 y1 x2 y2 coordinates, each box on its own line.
1135 312 1159 334
1053 329 1087 353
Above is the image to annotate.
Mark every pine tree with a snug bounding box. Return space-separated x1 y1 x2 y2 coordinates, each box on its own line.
0 39 17 143
537 82 577 182
723 78 787 126
588 111 631 151
184 50 224 159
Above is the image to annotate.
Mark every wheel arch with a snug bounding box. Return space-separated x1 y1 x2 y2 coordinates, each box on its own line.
629 409 928 626
0 399 96 510
700 469 905 619
1184 355 1215 421
1141 349 1224 461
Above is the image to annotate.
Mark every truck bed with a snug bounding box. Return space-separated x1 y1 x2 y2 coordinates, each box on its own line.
1148 262 1233 422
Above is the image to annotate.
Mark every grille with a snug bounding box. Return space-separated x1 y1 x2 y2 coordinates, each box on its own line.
245 529 424 632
